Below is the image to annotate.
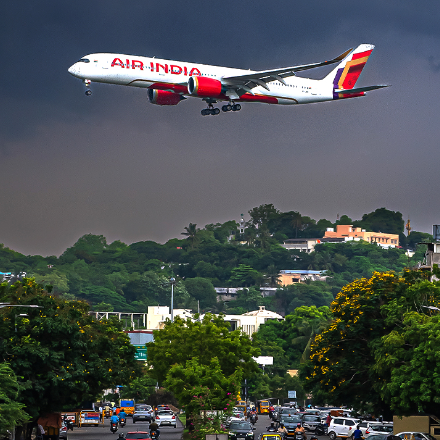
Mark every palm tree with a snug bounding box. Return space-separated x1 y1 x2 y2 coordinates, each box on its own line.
264 264 281 287
181 223 198 249
291 316 331 363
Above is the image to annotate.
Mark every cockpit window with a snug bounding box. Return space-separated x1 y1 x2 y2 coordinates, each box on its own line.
77 58 90 63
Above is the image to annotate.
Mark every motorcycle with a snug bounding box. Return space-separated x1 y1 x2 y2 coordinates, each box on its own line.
66 420 74 432
150 431 160 440
294 432 306 440
120 419 126 428
250 414 258 425
315 425 327 436
110 422 118 433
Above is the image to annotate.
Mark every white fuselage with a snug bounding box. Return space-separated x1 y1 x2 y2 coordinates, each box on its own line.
68 53 334 105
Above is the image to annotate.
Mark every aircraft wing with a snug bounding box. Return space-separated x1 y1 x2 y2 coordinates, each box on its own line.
221 48 352 94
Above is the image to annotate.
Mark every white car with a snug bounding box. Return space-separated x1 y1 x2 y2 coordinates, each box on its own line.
328 417 361 440
155 410 177 428
362 424 393 438
395 433 437 440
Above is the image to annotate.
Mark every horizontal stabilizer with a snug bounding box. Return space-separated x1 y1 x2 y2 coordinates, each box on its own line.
335 84 389 94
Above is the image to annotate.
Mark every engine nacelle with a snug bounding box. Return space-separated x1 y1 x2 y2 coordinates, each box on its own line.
187 76 223 98
148 89 184 105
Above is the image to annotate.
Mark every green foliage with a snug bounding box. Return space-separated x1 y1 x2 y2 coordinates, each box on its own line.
184 278 217 311
303 269 440 416
356 207 404 235
120 374 156 401
147 314 260 384
165 357 240 416
0 362 30 435
0 278 142 419
0 205 432 316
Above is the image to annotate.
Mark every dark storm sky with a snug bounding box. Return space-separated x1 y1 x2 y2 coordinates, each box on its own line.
1 1 439 256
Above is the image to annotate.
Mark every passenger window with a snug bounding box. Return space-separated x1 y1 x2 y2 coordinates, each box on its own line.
346 421 355 426
333 419 343 425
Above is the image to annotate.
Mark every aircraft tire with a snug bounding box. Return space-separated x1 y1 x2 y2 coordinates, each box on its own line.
85 90 92 96
213 108 220 115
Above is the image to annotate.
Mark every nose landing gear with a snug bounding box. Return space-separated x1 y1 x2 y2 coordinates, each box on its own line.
84 79 92 96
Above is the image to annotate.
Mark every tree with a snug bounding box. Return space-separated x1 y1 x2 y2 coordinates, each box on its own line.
303 269 440 415
0 362 30 436
0 278 142 420
146 314 260 384
248 204 279 229
165 357 240 416
184 277 217 311
358 208 404 235
229 264 264 287
120 374 157 401
182 223 199 249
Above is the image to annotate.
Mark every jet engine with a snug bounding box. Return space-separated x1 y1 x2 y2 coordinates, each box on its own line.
148 89 184 105
187 76 223 98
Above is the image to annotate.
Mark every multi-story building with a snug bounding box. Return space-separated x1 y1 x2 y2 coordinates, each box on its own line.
323 224 399 248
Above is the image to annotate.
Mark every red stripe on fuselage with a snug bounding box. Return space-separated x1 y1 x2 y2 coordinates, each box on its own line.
238 94 278 104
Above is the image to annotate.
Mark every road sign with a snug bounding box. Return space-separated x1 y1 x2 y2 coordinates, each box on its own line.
288 391 296 398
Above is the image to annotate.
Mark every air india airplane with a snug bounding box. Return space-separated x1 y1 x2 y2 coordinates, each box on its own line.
68 44 387 116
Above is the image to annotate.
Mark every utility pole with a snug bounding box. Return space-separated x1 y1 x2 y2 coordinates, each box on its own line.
170 277 175 322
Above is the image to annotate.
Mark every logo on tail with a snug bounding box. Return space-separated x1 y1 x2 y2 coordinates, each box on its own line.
327 44 376 100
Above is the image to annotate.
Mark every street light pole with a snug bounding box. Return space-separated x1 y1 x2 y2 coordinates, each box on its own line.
170 277 175 322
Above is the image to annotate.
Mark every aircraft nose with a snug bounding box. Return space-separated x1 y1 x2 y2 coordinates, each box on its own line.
68 63 78 76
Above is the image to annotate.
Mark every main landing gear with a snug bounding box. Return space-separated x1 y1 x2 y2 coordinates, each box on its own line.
201 105 220 116
84 79 92 96
201 102 242 116
221 103 241 112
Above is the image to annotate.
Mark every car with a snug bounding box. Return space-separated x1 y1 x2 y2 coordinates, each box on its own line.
228 421 255 440
260 434 283 440
155 410 177 428
328 417 361 440
275 408 300 422
363 424 393 438
125 431 152 440
59 422 68 440
133 406 153 424
302 415 322 432
362 435 389 440
395 433 437 440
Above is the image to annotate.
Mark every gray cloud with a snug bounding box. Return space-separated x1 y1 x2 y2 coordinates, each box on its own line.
1 0 440 255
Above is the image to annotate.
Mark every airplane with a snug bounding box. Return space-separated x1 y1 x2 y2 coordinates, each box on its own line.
68 44 387 116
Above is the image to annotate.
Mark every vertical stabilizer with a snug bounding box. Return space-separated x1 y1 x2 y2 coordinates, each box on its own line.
324 44 375 99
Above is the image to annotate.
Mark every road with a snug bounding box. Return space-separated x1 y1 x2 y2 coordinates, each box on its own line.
66 414 327 440
67 418 183 440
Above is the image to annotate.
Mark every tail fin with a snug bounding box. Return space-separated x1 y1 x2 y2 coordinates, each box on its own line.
324 44 375 99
